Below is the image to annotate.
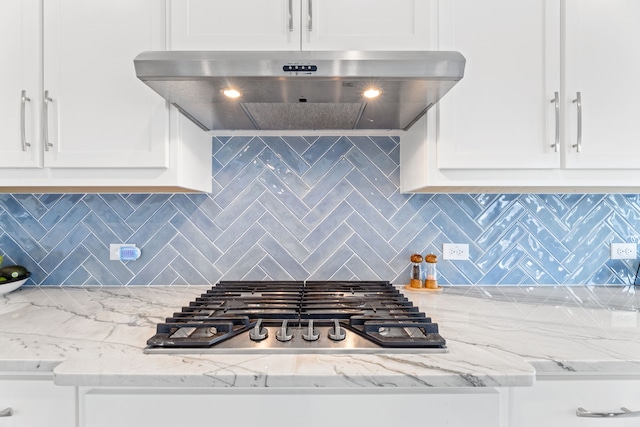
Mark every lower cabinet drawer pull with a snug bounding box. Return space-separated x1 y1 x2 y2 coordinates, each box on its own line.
0 407 13 417
576 407 640 418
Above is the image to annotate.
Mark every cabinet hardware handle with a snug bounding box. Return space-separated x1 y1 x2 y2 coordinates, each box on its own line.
21 90 31 151
44 90 54 151
288 0 293 32
0 407 12 417
550 91 559 152
576 407 640 418
572 91 582 153
307 0 313 31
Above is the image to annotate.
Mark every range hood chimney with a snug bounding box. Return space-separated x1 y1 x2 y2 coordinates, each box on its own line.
134 51 465 132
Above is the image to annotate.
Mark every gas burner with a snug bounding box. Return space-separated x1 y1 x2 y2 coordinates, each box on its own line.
145 281 447 354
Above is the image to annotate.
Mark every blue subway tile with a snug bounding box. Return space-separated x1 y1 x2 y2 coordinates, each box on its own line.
348 136 397 176
3 134 640 287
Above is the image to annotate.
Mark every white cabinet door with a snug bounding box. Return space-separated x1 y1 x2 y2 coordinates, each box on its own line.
436 0 561 170
169 0 301 50
302 0 436 50
169 0 435 51
82 388 501 427
0 0 41 168
509 379 640 427
0 378 75 427
43 0 168 169
564 0 640 169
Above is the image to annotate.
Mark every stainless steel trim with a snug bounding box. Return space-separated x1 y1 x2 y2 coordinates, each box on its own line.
402 105 432 131
307 0 313 31
170 103 209 131
572 91 582 153
551 91 559 152
288 0 293 32
576 407 640 418
44 90 54 151
21 90 31 151
144 346 448 355
0 408 12 417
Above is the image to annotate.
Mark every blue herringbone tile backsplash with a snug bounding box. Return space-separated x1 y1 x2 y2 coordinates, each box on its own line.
1 135 639 286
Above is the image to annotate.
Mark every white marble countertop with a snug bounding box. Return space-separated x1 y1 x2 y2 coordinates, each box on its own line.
0 285 638 388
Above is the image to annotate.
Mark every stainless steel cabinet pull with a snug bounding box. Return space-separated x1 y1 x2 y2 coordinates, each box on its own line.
0 407 12 417
44 90 54 151
550 91 559 152
307 0 313 31
572 91 582 153
288 0 293 32
577 407 640 418
21 90 31 151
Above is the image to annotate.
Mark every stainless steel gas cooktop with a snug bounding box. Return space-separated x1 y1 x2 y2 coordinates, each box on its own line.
145 281 447 354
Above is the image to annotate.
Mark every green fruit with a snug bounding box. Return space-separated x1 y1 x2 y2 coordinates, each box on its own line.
0 277 6 282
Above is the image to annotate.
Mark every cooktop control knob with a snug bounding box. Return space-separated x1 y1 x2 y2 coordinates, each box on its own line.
302 319 319 341
276 319 293 342
328 319 346 341
249 319 268 341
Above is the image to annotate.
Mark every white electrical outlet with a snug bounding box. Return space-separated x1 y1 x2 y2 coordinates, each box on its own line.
442 243 469 260
610 243 637 260
110 244 139 261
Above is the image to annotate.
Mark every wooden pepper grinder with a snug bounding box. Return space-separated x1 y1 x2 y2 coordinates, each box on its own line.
409 253 424 288
424 254 438 289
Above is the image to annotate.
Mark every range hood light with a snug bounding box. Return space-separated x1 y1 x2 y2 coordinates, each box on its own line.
222 88 241 99
363 88 381 99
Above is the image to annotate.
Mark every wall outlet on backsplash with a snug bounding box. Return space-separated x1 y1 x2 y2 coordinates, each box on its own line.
610 243 637 260
109 244 141 262
442 243 469 261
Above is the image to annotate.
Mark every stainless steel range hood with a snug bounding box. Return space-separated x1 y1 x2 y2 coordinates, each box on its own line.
134 51 465 131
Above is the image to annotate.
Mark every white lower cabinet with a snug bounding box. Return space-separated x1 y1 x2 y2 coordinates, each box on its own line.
0 376 75 427
80 387 501 427
508 379 640 427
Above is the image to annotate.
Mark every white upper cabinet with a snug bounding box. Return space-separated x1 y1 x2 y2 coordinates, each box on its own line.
43 0 168 168
563 0 640 169
0 1 212 192
436 0 560 170
0 0 41 168
169 0 300 50
302 0 435 50
401 0 640 192
169 0 435 51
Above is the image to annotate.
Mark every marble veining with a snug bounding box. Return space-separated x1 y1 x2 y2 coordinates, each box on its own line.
0 285 637 388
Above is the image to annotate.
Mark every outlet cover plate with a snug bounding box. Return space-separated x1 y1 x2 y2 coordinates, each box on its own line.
110 244 139 261
610 243 637 260
442 243 469 260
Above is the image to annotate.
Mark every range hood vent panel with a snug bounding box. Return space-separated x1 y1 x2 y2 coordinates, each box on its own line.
135 51 465 131
242 103 365 130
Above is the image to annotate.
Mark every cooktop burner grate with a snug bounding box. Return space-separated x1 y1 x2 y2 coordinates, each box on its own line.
145 281 447 354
